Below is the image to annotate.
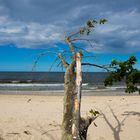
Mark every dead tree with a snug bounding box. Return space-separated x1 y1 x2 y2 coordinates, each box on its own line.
33 19 108 140
60 19 107 140
33 19 140 140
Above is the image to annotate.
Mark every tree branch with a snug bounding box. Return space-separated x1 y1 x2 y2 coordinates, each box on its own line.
48 57 59 72
71 38 94 49
74 46 95 57
32 51 58 71
84 115 98 128
67 31 81 39
32 50 70 71
58 53 69 68
81 63 110 71
79 115 99 139
65 38 75 57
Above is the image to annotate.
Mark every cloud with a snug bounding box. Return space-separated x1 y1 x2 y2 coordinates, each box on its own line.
0 16 64 48
0 0 140 53
86 10 140 53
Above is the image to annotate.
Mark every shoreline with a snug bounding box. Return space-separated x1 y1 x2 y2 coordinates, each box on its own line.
0 90 139 96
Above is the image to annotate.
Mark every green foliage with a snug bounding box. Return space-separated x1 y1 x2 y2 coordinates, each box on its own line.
89 109 99 116
79 19 107 36
99 19 108 24
86 20 94 27
104 56 140 94
79 27 91 35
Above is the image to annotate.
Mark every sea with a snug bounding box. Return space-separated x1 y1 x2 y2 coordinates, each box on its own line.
0 72 125 92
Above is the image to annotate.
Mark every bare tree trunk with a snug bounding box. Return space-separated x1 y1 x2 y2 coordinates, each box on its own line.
61 63 76 140
61 53 96 140
72 52 82 140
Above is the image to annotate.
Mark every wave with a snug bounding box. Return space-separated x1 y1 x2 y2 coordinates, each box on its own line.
0 83 88 87
0 83 89 91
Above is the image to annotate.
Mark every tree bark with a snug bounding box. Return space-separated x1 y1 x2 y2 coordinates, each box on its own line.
72 52 82 140
61 63 76 140
61 54 96 140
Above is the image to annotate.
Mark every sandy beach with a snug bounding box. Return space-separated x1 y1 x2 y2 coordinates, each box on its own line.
0 92 140 140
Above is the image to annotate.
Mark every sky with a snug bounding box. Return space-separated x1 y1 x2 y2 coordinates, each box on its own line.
0 0 140 71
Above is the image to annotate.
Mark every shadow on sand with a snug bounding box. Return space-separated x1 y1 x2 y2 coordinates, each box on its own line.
122 111 140 117
101 106 128 140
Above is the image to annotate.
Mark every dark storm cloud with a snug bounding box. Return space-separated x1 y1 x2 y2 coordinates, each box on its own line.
0 0 140 53
1 0 140 23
